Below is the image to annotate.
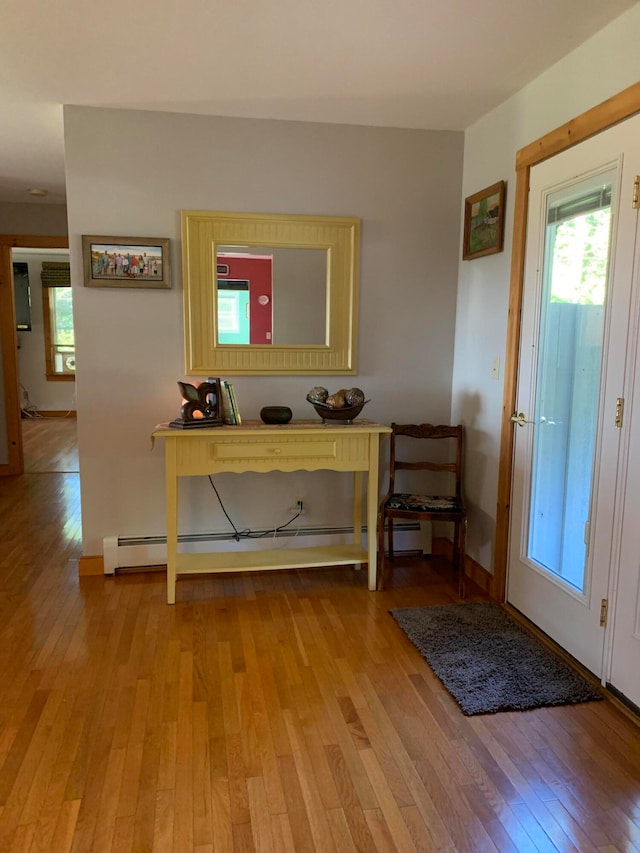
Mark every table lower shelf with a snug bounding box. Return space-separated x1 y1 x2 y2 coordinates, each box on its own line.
174 543 368 575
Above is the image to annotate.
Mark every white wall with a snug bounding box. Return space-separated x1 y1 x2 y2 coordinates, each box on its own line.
64 108 463 557
452 3 640 572
13 250 76 413
0 202 68 236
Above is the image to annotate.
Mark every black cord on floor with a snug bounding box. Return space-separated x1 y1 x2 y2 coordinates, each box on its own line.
208 476 302 540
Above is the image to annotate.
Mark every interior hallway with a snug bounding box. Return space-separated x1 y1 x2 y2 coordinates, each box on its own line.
0 456 639 850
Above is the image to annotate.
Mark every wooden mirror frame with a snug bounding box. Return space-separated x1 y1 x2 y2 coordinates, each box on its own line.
181 210 360 375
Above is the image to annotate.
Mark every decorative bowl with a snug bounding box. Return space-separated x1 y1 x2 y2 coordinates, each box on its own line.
309 400 369 423
260 405 293 424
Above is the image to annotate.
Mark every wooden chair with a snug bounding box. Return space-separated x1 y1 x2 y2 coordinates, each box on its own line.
377 423 467 597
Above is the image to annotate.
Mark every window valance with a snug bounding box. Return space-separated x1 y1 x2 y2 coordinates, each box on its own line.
41 261 71 287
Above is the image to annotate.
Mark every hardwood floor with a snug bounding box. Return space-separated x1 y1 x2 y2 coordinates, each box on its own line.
0 466 639 851
21 417 79 473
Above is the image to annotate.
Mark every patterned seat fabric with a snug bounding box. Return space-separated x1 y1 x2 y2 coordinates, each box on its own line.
385 493 460 512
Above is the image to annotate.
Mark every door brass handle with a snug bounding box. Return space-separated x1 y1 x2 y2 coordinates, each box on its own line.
509 412 531 427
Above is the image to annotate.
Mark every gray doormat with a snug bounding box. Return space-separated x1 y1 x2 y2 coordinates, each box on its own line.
390 602 603 715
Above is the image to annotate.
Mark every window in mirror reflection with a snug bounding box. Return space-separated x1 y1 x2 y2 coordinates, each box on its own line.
217 281 250 344
216 247 327 346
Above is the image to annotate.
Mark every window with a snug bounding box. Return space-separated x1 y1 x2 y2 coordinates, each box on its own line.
42 285 75 381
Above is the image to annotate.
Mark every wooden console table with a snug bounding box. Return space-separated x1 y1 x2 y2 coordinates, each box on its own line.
152 420 391 603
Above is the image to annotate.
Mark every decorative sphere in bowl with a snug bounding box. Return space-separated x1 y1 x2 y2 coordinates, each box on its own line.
260 405 293 424
345 387 365 406
306 386 329 404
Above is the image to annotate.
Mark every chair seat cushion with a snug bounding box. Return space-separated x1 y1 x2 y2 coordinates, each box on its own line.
385 493 461 513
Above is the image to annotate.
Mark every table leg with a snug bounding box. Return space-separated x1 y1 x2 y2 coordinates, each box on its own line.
165 443 177 605
367 433 380 590
353 471 363 570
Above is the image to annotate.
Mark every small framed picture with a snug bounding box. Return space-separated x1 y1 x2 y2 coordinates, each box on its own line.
462 181 506 260
82 235 171 288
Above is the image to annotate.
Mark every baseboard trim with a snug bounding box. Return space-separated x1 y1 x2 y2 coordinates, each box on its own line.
432 537 494 596
82 536 494 588
79 555 104 575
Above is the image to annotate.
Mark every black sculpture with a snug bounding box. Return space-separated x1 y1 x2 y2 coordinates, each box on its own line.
169 379 225 429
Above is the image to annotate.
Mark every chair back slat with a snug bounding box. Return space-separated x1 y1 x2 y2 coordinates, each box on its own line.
394 423 459 440
388 422 464 497
395 460 457 472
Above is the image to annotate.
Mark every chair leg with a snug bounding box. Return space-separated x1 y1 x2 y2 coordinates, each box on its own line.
388 518 395 562
458 517 467 599
377 511 386 590
452 522 460 571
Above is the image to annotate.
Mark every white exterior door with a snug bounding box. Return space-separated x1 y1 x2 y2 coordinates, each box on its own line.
606 208 640 710
508 114 640 680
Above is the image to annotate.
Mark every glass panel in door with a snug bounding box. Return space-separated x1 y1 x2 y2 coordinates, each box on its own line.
527 172 614 592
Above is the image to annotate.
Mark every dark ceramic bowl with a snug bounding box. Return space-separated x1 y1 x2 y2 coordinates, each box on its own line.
260 405 293 424
309 400 368 423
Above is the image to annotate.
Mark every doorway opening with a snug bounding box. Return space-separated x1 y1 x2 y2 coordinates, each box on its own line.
0 235 69 476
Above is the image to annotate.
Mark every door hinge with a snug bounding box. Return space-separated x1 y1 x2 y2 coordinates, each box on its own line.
600 598 608 628
615 397 624 428
634 176 640 209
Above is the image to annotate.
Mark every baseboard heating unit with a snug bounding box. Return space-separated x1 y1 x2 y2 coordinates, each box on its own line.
102 522 427 574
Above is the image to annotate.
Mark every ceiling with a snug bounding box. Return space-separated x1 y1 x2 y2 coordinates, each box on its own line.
0 0 636 206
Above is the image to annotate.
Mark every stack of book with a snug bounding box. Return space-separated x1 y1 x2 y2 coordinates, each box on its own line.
216 378 242 425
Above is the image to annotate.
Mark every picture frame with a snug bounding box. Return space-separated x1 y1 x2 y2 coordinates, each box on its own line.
462 180 506 260
82 235 171 288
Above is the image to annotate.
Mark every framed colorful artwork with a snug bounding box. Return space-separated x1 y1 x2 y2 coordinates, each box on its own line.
462 181 506 260
82 235 171 288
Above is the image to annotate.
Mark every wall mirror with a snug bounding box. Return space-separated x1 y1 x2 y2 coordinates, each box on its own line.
181 210 360 375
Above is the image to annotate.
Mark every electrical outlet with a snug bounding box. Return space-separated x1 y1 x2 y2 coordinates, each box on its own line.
290 498 306 515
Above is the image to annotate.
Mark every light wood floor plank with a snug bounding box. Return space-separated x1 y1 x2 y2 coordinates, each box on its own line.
47 799 81 853
282 708 339 852
359 747 420 852
152 788 174 852
276 753 316 853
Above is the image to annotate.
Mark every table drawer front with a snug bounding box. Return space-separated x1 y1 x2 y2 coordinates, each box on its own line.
213 440 337 463
171 431 372 473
